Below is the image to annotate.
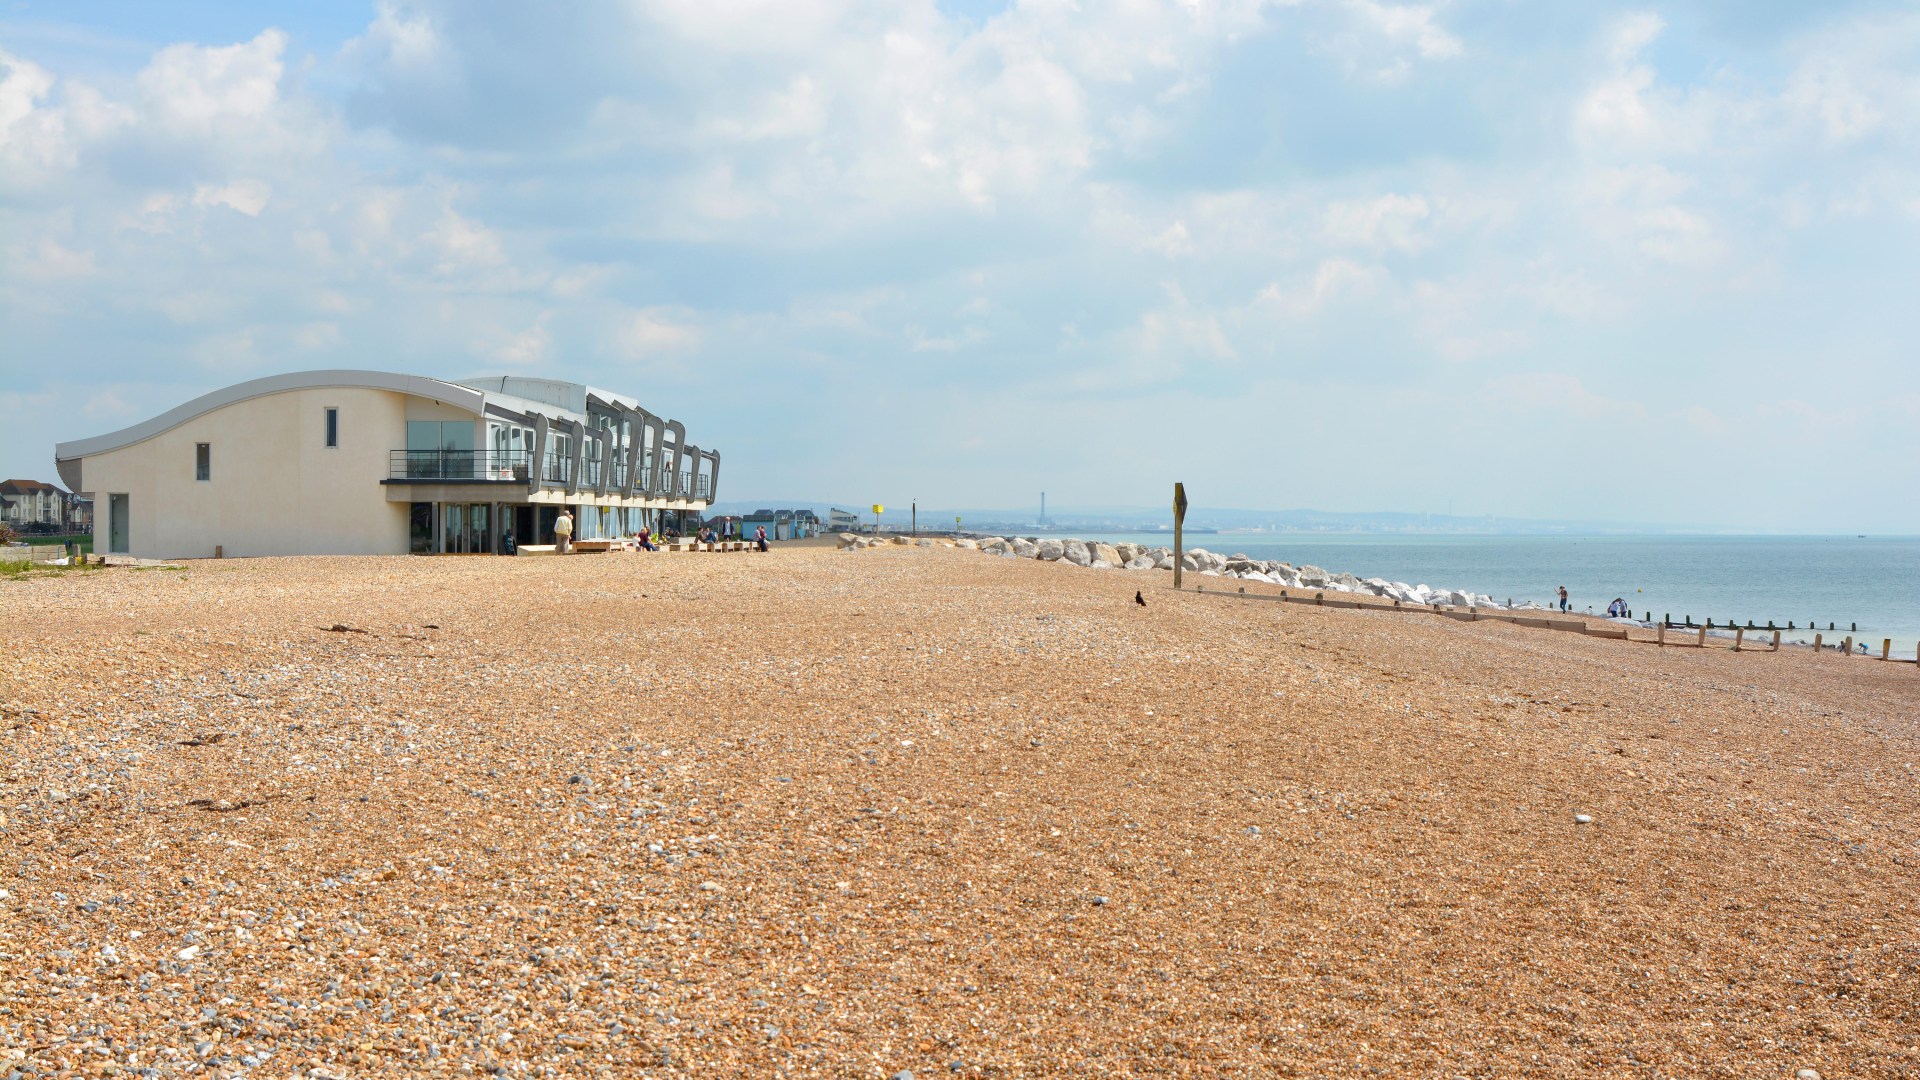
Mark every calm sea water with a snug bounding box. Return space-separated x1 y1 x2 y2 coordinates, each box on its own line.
1057 533 1920 646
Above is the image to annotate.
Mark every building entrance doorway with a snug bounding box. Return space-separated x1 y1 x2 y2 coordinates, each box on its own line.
443 504 492 554
409 503 435 554
514 506 535 550
108 493 129 554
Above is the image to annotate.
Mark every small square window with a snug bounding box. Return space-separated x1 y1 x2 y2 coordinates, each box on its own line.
325 407 339 448
195 443 210 482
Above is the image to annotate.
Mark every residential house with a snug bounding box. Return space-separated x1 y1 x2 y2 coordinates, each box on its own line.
0 479 76 530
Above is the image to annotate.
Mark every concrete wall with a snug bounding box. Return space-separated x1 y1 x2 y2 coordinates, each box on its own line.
83 387 418 559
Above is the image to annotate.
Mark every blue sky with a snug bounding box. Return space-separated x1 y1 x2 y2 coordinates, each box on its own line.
3 0 1917 530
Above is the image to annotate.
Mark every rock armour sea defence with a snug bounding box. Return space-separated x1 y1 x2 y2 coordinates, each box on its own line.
838 532 1518 610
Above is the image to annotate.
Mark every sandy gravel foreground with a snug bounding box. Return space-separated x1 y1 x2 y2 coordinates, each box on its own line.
2 545 1917 1078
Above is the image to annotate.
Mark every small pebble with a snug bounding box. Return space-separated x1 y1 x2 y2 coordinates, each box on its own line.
1093 896 1109 906
1573 814 1593 824
893 1071 915 1080
1796 1070 1821 1080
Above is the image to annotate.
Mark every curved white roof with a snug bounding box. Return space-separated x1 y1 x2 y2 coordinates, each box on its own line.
54 370 484 488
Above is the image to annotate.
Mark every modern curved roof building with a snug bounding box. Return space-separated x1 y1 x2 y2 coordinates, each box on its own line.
53 370 720 559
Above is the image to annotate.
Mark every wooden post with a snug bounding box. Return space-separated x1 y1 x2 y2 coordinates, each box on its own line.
1843 635 1852 656
1771 630 1781 652
1696 625 1707 648
1733 627 1744 652
1656 623 1665 647
1172 482 1187 590
1882 638 1891 660
1814 633 1822 652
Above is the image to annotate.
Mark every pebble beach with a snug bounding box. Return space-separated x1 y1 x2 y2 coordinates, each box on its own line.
3 544 1917 1078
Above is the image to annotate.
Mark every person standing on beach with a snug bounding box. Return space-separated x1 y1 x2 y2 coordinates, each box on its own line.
1557 585 1569 612
554 509 573 554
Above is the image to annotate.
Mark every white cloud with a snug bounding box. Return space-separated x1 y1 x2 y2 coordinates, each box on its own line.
192 179 272 217
1146 220 1196 257
1134 284 1235 360
425 209 506 273
1322 192 1431 253
139 30 286 133
1346 0 1462 61
1631 204 1720 264
617 307 702 356
1253 258 1384 318
0 50 70 182
1607 11 1665 64
19 238 96 278
491 312 552 367
1486 372 1648 424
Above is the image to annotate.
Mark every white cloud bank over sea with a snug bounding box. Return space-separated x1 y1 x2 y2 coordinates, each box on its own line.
2 1 1918 532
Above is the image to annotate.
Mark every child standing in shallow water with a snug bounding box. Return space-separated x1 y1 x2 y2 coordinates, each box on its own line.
1558 585 1569 612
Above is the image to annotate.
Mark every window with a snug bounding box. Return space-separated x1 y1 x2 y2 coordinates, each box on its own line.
325 407 339 448
195 443 210 482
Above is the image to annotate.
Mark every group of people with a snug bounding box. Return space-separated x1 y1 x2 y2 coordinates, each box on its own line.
541 510 772 553
1556 585 1634 620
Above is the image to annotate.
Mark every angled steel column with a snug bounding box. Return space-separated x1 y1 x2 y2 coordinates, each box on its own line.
644 414 670 498
566 419 586 495
622 407 647 498
704 448 721 503
657 420 686 498
595 430 614 496
683 444 701 501
529 414 550 493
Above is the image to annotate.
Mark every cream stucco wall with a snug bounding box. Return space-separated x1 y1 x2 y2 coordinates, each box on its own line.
82 387 423 559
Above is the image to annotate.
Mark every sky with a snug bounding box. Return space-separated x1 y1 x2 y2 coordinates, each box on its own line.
2 0 1918 532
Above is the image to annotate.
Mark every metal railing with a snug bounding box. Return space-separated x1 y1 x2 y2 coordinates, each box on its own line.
388 450 709 499
389 450 532 481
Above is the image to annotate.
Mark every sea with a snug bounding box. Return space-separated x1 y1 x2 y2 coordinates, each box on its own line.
1053 533 1920 647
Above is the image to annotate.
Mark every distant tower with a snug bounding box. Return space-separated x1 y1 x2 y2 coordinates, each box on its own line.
1040 491 1047 528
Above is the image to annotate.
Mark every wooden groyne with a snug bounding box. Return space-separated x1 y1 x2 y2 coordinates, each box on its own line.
1187 583 1920 666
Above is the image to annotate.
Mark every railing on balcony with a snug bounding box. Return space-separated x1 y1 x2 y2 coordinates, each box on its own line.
388 450 709 499
389 450 532 481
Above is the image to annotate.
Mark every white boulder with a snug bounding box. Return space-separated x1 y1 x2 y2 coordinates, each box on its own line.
1062 540 1093 567
1036 539 1065 561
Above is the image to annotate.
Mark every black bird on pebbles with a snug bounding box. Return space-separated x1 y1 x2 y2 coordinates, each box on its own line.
1135 591 1147 607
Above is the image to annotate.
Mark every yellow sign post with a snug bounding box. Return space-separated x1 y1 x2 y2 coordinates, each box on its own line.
872 504 884 532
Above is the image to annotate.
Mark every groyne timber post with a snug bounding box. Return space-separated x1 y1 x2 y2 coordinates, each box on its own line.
1172 482 1188 590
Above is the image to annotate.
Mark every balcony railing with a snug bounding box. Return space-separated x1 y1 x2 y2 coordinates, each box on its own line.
388 450 710 499
390 449 532 481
